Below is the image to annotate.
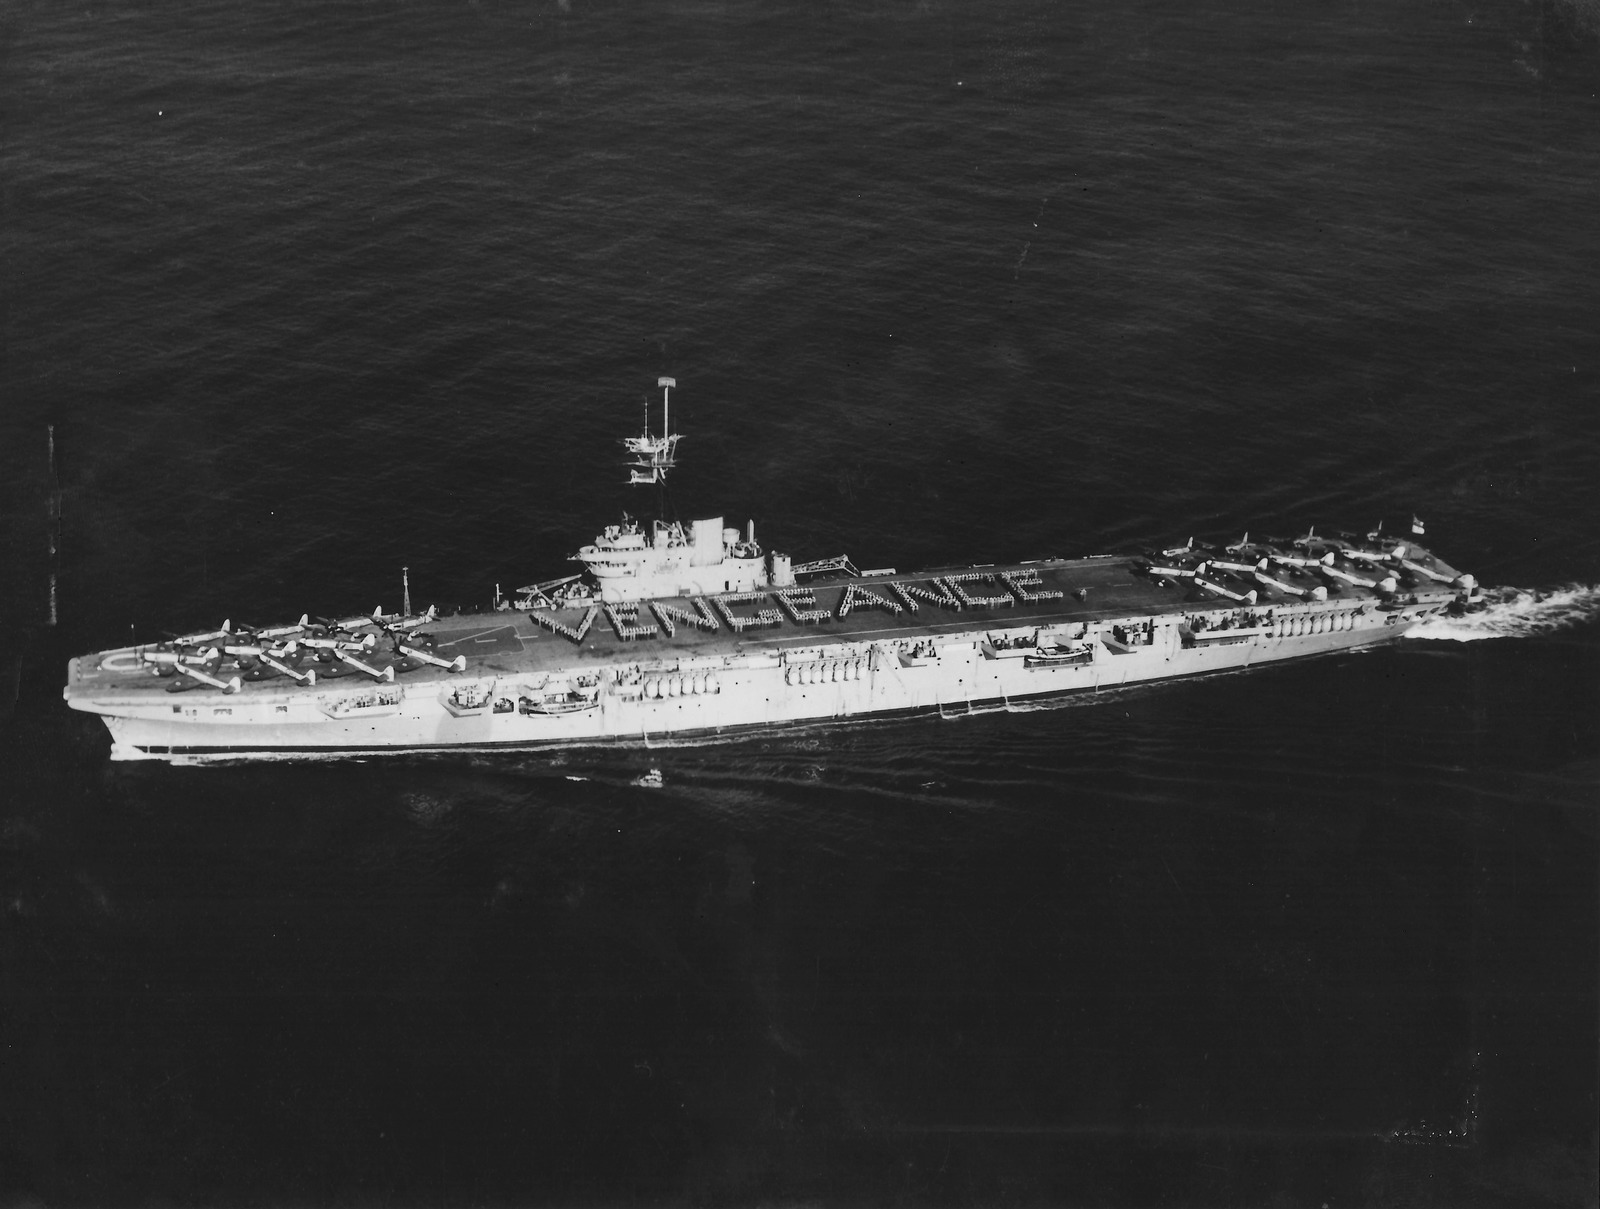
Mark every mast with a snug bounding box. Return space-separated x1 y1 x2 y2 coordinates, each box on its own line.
622 377 680 489
656 376 674 519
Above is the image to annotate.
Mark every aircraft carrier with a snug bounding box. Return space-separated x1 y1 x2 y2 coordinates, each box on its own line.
63 380 1483 763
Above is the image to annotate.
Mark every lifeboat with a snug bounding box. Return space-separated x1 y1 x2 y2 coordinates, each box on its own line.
1023 642 1094 668
519 693 600 716
1180 622 1269 648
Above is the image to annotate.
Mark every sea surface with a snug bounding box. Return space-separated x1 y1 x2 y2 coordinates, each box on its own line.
2 0 1597 1204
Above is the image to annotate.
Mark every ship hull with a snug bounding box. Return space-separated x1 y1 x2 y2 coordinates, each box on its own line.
85 612 1417 763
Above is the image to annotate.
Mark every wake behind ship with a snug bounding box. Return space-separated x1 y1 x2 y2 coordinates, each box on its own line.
64 380 1483 763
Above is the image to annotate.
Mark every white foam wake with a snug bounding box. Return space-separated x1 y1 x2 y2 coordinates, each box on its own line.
1404 584 1600 643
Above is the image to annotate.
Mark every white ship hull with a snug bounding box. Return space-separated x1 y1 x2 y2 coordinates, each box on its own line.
68 386 1477 764
82 605 1423 763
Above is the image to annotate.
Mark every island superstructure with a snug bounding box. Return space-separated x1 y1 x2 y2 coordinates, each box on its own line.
63 380 1483 762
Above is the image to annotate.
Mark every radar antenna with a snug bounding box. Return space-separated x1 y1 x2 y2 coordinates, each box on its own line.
622 377 682 486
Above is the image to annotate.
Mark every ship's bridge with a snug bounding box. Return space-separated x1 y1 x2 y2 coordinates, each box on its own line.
576 515 775 602
598 522 648 549
580 520 650 570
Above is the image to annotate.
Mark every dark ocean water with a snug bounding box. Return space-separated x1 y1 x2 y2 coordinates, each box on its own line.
2 0 1598 1204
